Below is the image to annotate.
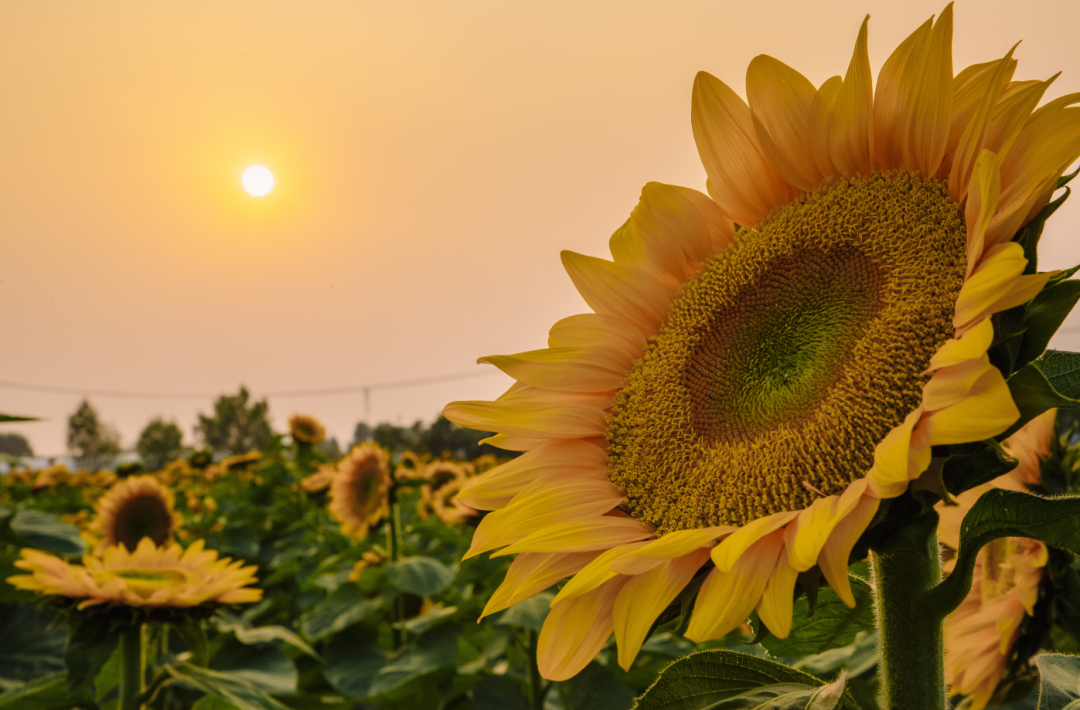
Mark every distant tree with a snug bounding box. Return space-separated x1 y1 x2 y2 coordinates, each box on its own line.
316 436 343 461
136 418 186 470
196 387 272 456
0 432 33 457
67 399 122 468
373 421 423 454
352 421 373 445
420 415 505 459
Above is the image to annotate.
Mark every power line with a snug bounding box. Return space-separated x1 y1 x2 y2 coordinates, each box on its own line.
0 368 502 401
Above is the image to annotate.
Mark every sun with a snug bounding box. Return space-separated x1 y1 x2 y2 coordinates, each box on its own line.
242 165 274 197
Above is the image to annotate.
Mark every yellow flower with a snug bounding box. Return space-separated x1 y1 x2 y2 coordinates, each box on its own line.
329 444 392 539
289 414 326 445
89 475 183 556
7 538 262 610
416 461 478 524
444 6 1079 681
938 409 1055 709
301 465 336 493
348 550 388 582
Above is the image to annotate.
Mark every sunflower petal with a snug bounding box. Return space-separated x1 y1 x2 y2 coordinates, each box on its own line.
480 346 629 393
830 16 873 178
874 16 933 169
537 577 626 681
783 479 867 572
948 46 1016 203
443 399 606 440
481 551 601 619
756 548 800 638
818 494 880 606
493 516 656 557
809 76 842 178
552 542 651 605
925 367 1018 445
692 71 797 226
747 55 822 191
953 243 1053 332
927 317 994 372
562 251 673 336
902 4 953 178
712 510 799 573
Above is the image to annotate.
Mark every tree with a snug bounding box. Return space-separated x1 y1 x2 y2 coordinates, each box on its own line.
0 433 33 457
352 421 373 444
421 415 504 459
136 418 185 470
373 421 423 453
67 399 121 468
196 386 272 456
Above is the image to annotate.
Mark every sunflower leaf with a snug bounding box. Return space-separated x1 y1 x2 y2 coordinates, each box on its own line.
1003 356 1080 440
0 671 70 709
1034 654 1080 709
298 584 380 641
0 507 85 558
921 489 1080 617
64 614 122 699
1035 350 1080 398
385 556 455 597
0 414 37 422
1017 186 1071 275
941 440 1018 497
164 662 292 710
1017 281 1080 369
756 577 874 658
633 649 858 710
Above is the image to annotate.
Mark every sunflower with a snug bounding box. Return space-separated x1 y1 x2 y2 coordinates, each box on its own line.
7 537 261 610
328 444 392 539
938 409 1055 709
89 475 183 555
301 464 336 493
417 461 479 524
289 414 326 445
444 5 1080 681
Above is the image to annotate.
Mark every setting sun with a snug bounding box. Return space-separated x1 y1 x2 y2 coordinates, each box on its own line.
241 165 274 196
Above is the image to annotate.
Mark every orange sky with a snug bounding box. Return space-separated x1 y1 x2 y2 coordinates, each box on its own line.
3 0 1080 455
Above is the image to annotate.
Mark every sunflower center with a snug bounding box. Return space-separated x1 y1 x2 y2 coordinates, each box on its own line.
113 495 173 552
607 172 967 531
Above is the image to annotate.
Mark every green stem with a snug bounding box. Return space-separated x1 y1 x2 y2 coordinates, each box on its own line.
524 628 544 710
118 625 145 710
386 486 405 650
870 516 947 710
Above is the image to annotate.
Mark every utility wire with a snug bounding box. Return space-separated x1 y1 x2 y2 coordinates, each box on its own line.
0 368 502 401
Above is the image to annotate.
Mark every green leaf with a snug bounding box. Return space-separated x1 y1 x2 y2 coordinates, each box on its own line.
165 662 292 710
174 617 209 666
557 661 635 710
366 626 459 699
298 584 380 641
385 556 455 597
1018 283 1080 370
1017 185 1070 275
1035 654 1080 709
192 696 243 710
0 414 37 422
1003 360 1080 440
942 441 1019 497
0 671 71 710
4 509 86 557
924 489 1080 617
758 577 874 658
321 635 387 699
392 604 457 634
472 674 529 710
211 613 318 658
495 591 554 633
1036 351 1080 398
633 649 828 710
64 615 121 698
211 640 297 696
0 604 65 683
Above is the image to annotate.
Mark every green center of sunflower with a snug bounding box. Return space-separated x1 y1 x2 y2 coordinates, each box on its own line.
99 568 189 598
114 495 173 552
607 172 967 532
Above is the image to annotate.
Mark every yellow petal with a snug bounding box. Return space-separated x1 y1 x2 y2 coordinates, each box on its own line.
442 399 606 441
866 406 930 497
687 531 784 642
926 317 993 372
902 4 953 178
479 346 629 393
548 313 646 360
830 16 874 178
963 150 1003 275
611 525 734 575
457 439 607 511
467 479 626 558
712 510 798 573
953 243 1052 332
818 494 880 607
783 479 867 572
613 548 711 670
481 551 601 619
561 251 673 336
809 76 842 178
493 515 656 557
874 16 933 169
925 366 1018 445
747 55 822 191
921 357 994 412
756 548 800 638
552 542 650 605
946 58 1016 165
692 71 797 226
948 46 1016 203
479 432 549 452
537 576 625 681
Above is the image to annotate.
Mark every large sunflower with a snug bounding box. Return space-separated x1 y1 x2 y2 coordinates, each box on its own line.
328 444 392 539
444 5 1080 681
8 538 261 610
89 475 183 555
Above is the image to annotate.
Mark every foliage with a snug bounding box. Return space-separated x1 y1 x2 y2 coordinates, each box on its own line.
196 387 272 456
0 433 33 458
66 399 121 469
137 418 186 471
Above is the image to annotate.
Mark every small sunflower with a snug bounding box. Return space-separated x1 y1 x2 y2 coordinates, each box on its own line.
417 461 478 524
301 464 336 493
289 414 326 445
445 5 1080 680
90 475 183 555
329 444 392 539
7 538 261 610
938 409 1056 709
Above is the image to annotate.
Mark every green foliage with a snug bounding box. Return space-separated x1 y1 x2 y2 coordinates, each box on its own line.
0 507 85 558
66 399 121 468
0 671 69 709
0 605 65 688
1004 353 1080 439
164 662 292 710
755 577 874 658
363 415 511 459
386 556 456 597
137 417 186 470
0 432 33 457
1034 654 1080 709
196 387 272 456
0 414 37 423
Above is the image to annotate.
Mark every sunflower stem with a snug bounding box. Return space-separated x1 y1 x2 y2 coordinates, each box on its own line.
387 486 405 650
524 628 545 710
118 624 145 710
870 510 947 710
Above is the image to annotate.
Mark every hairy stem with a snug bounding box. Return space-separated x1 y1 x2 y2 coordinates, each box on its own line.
871 514 947 710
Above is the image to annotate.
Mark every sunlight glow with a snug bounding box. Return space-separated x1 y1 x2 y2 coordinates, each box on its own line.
242 165 274 197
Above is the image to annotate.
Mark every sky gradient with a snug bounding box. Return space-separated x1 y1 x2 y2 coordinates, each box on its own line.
3 0 1080 455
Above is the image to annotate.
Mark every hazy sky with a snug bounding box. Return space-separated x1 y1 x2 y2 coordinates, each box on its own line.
3 1 1080 456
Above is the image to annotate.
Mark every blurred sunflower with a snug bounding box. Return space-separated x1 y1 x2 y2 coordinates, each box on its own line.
445 5 1080 680
417 461 478 524
7 538 261 610
938 410 1055 709
329 444 392 539
289 414 326 445
90 475 182 555
301 464 336 493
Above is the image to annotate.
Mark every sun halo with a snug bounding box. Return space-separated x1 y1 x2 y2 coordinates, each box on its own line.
242 165 274 197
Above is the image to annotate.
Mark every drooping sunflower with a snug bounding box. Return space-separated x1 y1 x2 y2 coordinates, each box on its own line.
938 409 1056 710
90 475 183 555
7 537 261 610
444 6 1080 680
417 461 479 524
289 414 326 445
328 444 392 539
301 464 337 493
